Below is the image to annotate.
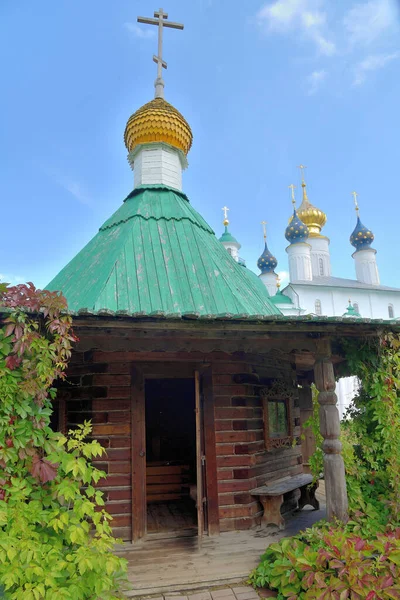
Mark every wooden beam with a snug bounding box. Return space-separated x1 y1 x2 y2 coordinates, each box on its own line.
131 364 146 542
314 339 348 523
201 365 220 536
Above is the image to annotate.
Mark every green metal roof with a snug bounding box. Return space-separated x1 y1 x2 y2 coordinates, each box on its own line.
270 290 294 305
343 302 361 318
219 226 239 245
46 185 281 318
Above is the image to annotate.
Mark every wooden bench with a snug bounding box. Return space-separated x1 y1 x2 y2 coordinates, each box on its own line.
251 473 319 530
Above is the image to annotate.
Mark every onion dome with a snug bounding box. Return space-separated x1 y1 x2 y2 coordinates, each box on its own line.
219 226 239 245
270 289 293 306
257 241 277 274
297 181 327 238
124 97 193 156
350 216 374 251
285 209 309 244
343 300 361 318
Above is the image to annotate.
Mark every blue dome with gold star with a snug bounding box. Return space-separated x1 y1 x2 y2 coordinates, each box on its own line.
350 216 374 251
285 210 309 244
257 241 278 274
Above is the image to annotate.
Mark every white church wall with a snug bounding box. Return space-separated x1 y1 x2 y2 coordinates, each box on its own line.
284 285 400 319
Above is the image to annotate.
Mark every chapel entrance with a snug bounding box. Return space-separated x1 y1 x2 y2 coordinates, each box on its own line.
144 376 206 539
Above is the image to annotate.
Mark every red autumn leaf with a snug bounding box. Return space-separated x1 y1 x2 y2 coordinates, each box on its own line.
355 538 366 551
365 592 376 600
30 455 59 483
5 355 22 370
4 323 15 338
382 576 394 589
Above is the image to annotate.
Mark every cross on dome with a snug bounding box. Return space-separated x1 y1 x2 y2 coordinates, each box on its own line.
222 206 230 226
137 8 184 99
261 220 267 240
352 191 359 214
288 184 296 206
297 164 307 183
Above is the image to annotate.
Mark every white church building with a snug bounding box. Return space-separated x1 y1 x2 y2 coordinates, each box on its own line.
219 170 400 417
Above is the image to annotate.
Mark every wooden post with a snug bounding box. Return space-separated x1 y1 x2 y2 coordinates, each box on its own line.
201 365 220 536
131 365 146 542
314 339 348 522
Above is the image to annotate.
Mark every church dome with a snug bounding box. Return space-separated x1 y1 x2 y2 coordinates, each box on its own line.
257 241 278 274
297 182 327 237
285 209 309 244
219 226 240 246
124 97 193 155
350 216 374 250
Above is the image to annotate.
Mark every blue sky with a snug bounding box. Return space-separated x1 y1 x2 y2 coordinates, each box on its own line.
1 0 400 289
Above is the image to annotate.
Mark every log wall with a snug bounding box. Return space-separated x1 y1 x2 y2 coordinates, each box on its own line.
57 350 305 540
212 358 303 532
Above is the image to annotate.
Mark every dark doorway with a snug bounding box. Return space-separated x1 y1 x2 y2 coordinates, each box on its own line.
145 378 198 537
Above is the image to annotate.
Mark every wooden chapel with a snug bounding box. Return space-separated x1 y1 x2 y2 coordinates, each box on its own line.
45 8 394 543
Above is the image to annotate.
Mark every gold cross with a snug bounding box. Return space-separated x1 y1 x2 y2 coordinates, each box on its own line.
352 191 359 213
261 220 267 239
297 164 307 183
288 184 296 206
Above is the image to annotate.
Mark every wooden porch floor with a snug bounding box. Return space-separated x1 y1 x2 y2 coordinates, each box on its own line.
118 488 326 598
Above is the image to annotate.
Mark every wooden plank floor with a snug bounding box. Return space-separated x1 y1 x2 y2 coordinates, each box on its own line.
118 488 326 598
147 500 197 535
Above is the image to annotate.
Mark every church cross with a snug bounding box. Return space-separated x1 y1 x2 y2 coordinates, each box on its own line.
261 220 267 239
137 8 184 98
297 164 307 183
352 191 359 213
288 184 296 206
222 206 230 225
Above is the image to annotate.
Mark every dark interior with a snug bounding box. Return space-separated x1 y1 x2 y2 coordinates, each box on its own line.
145 378 197 535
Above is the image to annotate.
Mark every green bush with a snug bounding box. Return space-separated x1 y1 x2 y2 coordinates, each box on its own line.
0 283 127 599
251 331 400 599
250 525 400 600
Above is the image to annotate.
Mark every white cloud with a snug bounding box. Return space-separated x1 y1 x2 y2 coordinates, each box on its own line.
256 0 336 55
0 273 26 285
344 0 395 46
277 270 290 285
307 69 327 94
124 22 155 39
41 165 92 206
60 179 91 206
353 51 399 85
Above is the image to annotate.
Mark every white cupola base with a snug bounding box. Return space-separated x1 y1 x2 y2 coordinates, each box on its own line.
353 248 380 285
128 142 188 191
259 272 279 296
221 241 240 262
308 236 331 278
286 243 313 282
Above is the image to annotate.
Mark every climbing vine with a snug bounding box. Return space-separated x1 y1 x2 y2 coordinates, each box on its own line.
250 330 400 598
0 283 127 599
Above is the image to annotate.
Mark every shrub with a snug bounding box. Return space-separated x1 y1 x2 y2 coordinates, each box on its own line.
250 525 400 600
0 283 127 599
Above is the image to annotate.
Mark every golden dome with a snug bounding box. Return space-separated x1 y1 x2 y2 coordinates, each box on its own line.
124 97 193 156
297 182 327 237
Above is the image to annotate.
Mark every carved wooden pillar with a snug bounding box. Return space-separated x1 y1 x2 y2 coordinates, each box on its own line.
314 339 348 522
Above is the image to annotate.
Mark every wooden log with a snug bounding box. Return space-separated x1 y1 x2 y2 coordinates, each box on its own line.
314 339 348 523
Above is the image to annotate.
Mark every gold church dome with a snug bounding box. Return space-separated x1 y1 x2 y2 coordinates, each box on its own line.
297 182 327 237
124 97 193 156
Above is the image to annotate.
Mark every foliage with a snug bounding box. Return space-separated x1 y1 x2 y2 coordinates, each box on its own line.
249 525 400 600
251 330 400 598
300 385 323 482
0 283 127 599
340 332 400 522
